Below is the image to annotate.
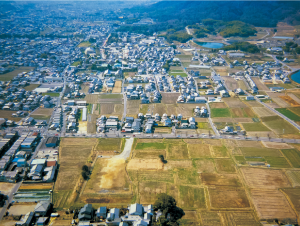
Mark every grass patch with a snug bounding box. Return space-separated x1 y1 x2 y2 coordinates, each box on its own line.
242 122 270 131
234 156 246 165
167 143 189 159
42 92 60 97
212 145 228 157
265 157 291 168
282 149 300 168
78 41 91 47
96 138 122 152
135 142 167 150
215 159 236 173
197 122 210 129
31 115 51 121
177 168 200 185
179 186 206 209
276 108 300 121
170 72 188 77
211 108 231 118
24 84 40 91
72 61 81 66
0 67 33 81
139 104 148 114
99 94 122 99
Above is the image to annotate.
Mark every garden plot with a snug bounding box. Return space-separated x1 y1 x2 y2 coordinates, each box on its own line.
163 160 193 170
215 159 236 173
167 142 189 159
179 186 206 209
282 149 300 168
193 159 216 173
252 107 276 117
199 211 223 226
241 168 291 189
187 143 211 158
222 212 260 226
209 102 228 108
250 189 297 222
208 187 250 209
281 188 300 216
127 159 164 170
201 173 241 187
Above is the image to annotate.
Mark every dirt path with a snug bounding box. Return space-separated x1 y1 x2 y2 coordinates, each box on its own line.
114 138 134 160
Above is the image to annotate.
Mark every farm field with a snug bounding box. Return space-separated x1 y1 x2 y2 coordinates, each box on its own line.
250 189 297 222
281 188 300 215
230 107 256 118
24 84 40 91
261 116 299 136
54 138 98 208
275 108 300 121
0 67 34 81
242 122 270 131
112 80 122 93
31 107 54 121
286 170 300 187
0 110 23 122
281 149 300 168
252 107 276 117
211 108 231 117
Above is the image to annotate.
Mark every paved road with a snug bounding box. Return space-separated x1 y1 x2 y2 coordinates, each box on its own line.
114 138 133 160
0 182 21 221
206 103 219 136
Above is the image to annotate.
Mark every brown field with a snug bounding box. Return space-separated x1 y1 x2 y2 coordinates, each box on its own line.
55 138 97 191
161 93 180 104
177 103 205 117
193 159 216 173
252 77 269 91
210 102 228 108
8 204 36 216
165 104 177 116
187 143 211 158
211 145 229 158
252 107 277 117
0 110 23 122
262 141 293 149
19 183 53 190
223 98 247 108
134 148 166 159
200 211 223 226
285 170 300 187
222 212 260 226
212 117 234 123
138 181 168 204
201 173 241 187
233 118 253 123
202 139 223 146
184 139 203 144
81 193 133 206
241 167 291 189
153 103 167 116
127 100 140 115
236 140 262 148
250 189 297 222
112 80 122 93
287 93 300 105
100 103 115 114
179 211 199 226
280 95 300 107
276 22 297 36
208 187 250 209
222 76 239 90
84 94 99 104
247 131 278 138
281 188 300 215
31 107 54 121
127 159 164 170
244 100 263 107
163 160 193 170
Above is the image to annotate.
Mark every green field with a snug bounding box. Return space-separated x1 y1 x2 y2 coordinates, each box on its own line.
179 186 206 209
78 41 91 47
0 67 34 81
96 138 122 151
262 116 299 135
42 92 60 97
211 108 231 117
282 149 300 168
135 142 167 150
242 122 270 131
170 72 188 77
177 168 200 185
71 61 81 66
276 108 300 121
24 84 40 91
234 156 246 165
215 158 236 173
240 147 282 157
265 157 291 168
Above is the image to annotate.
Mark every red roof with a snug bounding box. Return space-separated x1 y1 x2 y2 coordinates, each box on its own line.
47 160 57 167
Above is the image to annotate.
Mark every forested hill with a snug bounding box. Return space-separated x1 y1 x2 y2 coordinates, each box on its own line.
125 1 300 27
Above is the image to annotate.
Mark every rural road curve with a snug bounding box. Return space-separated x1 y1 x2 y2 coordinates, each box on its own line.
115 138 134 160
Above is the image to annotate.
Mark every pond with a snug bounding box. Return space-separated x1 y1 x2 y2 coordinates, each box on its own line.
194 41 225 49
291 70 300 83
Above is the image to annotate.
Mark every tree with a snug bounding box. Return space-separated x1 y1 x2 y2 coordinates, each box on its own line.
154 193 185 223
82 165 89 172
159 155 165 163
81 171 89 180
